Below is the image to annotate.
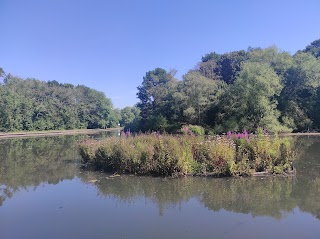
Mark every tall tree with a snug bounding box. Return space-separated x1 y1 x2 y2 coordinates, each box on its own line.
199 50 248 84
248 46 294 79
279 52 320 130
176 71 225 125
215 62 284 132
302 39 320 58
137 68 177 131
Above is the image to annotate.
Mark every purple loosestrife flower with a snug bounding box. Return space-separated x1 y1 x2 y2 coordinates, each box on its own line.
243 129 248 139
263 128 268 135
226 130 250 142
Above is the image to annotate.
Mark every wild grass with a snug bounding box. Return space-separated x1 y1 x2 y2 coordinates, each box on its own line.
79 132 294 177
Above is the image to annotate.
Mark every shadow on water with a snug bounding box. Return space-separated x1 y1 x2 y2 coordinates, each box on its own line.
1 133 320 220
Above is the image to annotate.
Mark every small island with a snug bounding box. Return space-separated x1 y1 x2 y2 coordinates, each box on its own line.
79 129 295 177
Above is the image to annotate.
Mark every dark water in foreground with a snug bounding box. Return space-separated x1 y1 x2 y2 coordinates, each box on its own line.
1 133 320 239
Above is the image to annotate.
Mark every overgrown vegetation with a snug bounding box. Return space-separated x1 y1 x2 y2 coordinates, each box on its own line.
79 132 294 177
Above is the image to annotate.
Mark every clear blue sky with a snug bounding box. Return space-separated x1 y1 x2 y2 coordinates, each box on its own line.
1 0 320 108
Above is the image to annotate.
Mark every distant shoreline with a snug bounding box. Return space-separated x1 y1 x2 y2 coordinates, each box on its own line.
0 128 122 139
279 132 320 136
1 129 319 139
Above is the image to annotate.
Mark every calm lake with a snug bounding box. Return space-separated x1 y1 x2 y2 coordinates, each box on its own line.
1 132 320 239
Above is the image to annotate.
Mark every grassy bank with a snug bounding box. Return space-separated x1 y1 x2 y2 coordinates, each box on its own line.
79 132 295 177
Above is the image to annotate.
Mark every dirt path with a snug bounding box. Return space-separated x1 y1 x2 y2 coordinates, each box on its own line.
0 128 122 139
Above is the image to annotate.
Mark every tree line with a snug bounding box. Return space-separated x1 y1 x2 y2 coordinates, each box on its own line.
1 38 320 133
0 72 120 132
130 39 320 133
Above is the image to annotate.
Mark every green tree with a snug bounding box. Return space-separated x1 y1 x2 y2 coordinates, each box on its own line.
176 71 225 125
248 46 294 79
279 52 320 130
302 39 320 58
120 106 140 126
137 68 177 131
215 62 284 132
0 73 115 132
199 50 248 84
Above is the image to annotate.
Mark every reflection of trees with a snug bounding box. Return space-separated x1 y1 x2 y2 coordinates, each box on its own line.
2 134 320 221
80 174 199 216
81 175 298 218
0 136 81 206
290 136 320 219
200 177 296 219
293 136 320 177
296 178 320 219
90 130 120 140
0 131 121 206
80 134 320 220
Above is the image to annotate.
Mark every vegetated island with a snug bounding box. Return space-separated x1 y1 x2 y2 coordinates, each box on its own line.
79 129 295 177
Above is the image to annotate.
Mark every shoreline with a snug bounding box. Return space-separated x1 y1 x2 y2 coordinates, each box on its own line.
0 128 122 139
279 132 320 136
0 130 319 139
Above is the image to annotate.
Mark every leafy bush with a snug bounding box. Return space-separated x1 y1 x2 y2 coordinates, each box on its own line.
181 125 205 136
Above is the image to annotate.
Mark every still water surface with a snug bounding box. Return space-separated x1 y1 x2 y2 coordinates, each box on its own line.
1 132 320 239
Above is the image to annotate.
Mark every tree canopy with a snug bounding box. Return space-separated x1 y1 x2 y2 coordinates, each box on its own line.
133 38 320 133
3 38 320 134
0 74 119 132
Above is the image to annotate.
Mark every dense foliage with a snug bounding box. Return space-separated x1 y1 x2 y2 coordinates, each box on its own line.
0 74 119 132
133 39 320 133
79 133 294 177
2 38 320 133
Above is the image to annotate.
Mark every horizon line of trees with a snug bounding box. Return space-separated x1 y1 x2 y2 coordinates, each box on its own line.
128 38 320 133
0 71 121 132
2 38 320 133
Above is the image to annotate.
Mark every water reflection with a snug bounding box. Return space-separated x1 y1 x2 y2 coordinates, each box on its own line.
79 174 297 218
78 135 320 219
1 134 320 221
0 136 80 206
0 130 119 206
290 136 320 219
